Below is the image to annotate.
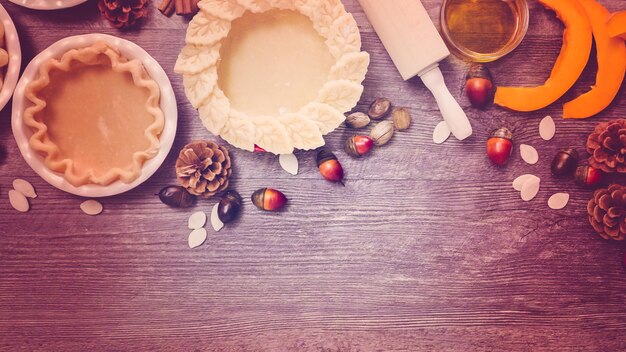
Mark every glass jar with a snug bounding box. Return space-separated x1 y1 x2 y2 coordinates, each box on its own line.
440 0 529 62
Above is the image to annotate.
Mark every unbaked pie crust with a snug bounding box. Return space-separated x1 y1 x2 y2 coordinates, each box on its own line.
23 41 165 187
175 0 369 154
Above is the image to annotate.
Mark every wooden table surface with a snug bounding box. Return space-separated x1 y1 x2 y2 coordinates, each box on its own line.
1 0 625 350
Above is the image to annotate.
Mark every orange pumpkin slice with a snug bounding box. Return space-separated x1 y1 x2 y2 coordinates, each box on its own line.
606 11 626 39
563 0 626 119
494 0 592 112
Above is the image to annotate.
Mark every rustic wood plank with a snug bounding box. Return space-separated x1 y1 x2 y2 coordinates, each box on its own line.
0 0 625 351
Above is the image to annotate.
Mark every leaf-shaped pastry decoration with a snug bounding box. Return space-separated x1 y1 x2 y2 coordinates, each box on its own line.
220 110 256 151
198 87 230 135
183 65 218 108
315 80 363 113
199 0 246 21
278 113 325 150
300 102 346 135
252 115 294 154
186 12 231 46
174 44 221 75
326 13 361 59
329 51 370 83
237 0 272 13
267 0 307 10
309 0 345 38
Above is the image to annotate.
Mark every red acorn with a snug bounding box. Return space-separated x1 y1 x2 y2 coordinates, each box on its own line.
345 135 374 158
316 148 344 184
486 127 513 166
465 64 493 109
218 190 243 223
251 188 287 211
575 165 603 188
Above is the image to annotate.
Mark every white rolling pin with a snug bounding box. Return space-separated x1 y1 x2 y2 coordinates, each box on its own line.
357 0 472 140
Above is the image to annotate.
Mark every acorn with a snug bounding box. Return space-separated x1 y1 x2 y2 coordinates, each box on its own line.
218 190 242 223
316 148 344 184
251 188 287 211
465 64 493 109
486 127 513 166
345 135 374 158
575 165 603 188
158 185 195 208
551 148 579 177
368 98 391 119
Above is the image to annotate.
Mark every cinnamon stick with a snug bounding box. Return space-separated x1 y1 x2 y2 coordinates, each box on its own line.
158 0 175 17
182 0 192 15
175 0 185 15
190 0 200 14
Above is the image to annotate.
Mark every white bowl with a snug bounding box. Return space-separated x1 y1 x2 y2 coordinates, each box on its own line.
0 3 21 112
8 0 88 10
12 33 178 198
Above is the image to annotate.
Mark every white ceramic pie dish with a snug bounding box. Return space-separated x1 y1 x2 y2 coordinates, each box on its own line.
0 3 21 112
8 0 88 10
12 33 178 198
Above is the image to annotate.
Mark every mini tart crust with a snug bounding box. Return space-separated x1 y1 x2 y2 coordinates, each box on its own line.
23 41 164 187
175 0 369 154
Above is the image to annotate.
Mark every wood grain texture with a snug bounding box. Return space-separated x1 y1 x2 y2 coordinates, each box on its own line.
0 0 625 351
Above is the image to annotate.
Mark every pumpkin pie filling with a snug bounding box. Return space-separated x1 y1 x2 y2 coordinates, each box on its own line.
23 42 164 187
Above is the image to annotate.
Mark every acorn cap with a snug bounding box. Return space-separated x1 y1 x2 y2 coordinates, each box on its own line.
560 147 579 159
221 190 242 205
316 148 337 167
466 64 493 81
490 127 512 141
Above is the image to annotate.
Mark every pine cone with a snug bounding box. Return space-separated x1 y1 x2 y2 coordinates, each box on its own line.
586 119 626 173
587 184 626 241
98 0 148 29
175 141 232 198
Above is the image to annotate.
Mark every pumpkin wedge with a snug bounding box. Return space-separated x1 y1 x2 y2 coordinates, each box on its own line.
606 11 626 39
563 0 626 119
494 0 592 112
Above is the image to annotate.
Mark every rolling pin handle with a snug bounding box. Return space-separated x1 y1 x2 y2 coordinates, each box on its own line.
419 65 473 140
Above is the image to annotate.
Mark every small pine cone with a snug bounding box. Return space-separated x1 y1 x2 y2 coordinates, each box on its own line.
587 184 626 241
175 140 232 198
586 119 626 173
98 0 148 29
